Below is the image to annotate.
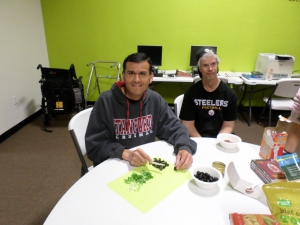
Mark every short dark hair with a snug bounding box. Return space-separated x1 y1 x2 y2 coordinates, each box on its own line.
123 53 153 73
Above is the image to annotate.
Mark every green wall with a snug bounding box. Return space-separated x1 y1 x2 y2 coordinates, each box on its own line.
40 0 300 103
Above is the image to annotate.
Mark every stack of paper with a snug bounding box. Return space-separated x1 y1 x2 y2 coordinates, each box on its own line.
225 72 247 77
242 74 265 80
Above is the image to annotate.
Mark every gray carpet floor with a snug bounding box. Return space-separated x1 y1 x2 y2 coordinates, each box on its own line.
0 109 294 225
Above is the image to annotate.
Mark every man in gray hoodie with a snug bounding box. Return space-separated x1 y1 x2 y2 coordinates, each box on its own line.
85 53 197 170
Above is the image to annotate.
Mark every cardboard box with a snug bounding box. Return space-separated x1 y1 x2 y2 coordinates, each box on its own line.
259 116 291 159
227 162 264 199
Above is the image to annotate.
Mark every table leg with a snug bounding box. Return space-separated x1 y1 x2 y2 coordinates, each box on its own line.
238 85 247 107
238 84 251 126
239 83 276 126
238 85 256 126
248 85 255 126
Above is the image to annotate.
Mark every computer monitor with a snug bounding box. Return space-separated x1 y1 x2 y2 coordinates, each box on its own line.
137 45 162 67
189 45 217 67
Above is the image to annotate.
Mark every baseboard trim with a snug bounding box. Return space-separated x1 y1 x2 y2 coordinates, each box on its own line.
0 109 43 144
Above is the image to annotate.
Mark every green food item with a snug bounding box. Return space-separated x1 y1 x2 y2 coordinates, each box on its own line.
124 170 153 191
150 158 169 171
261 215 278 225
262 182 300 225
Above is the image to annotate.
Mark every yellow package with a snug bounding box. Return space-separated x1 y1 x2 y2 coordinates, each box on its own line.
262 182 300 225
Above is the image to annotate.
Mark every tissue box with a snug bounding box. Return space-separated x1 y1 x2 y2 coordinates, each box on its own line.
259 116 291 159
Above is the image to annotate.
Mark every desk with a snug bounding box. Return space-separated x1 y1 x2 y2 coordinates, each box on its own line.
153 75 194 83
44 138 270 225
239 76 276 126
153 74 243 85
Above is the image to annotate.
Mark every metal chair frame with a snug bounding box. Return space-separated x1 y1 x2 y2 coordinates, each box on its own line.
257 78 300 126
85 60 121 101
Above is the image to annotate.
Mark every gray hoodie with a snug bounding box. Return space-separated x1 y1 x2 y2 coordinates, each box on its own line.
85 81 197 165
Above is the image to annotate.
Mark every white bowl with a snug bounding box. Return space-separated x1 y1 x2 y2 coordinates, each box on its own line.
217 133 242 149
191 166 222 190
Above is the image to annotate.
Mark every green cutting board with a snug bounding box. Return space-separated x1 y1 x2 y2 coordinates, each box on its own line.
107 159 191 213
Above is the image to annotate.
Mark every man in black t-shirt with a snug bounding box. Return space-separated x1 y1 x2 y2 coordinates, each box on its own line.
180 47 237 138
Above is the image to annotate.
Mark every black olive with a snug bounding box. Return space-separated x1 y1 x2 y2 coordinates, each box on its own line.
194 170 218 182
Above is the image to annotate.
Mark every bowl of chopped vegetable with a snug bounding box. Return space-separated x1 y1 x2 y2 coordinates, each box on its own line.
217 133 241 150
191 166 222 190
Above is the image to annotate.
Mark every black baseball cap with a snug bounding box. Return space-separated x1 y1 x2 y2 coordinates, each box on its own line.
195 47 217 63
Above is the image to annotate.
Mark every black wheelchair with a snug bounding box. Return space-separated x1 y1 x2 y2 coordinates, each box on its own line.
37 64 86 127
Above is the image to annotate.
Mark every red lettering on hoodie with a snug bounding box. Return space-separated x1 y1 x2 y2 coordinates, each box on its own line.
114 114 153 138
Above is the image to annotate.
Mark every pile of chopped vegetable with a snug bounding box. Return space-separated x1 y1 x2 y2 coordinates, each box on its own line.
150 158 169 171
124 170 154 191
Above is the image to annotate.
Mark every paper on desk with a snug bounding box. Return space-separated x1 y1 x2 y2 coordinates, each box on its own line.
107 159 191 213
225 72 246 77
227 162 264 199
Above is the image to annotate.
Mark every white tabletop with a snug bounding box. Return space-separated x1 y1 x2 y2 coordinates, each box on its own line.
44 138 270 225
153 75 194 83
153 75 243 85
241 76 277 86
225 76 243 85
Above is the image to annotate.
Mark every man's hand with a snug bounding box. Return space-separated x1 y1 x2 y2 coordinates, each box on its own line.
122 148 152 166
174 150 193 170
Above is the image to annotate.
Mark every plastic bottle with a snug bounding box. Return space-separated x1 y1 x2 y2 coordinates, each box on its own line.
268 69 273 81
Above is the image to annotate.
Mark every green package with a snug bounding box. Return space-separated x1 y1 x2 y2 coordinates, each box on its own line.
262 182 300 225
276 153 300 182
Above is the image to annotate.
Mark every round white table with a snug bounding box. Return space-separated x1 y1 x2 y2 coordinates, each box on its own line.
44 138 270 225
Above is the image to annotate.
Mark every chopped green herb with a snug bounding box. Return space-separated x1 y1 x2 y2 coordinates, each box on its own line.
149 158 169 170
124 170 154 191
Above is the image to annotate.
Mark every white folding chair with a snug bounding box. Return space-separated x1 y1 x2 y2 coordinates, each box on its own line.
68 107 93 176
174 94 184 119
193 77 201 84
257 78 300 126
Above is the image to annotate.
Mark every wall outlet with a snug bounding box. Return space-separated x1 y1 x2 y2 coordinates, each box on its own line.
239 86 245 92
